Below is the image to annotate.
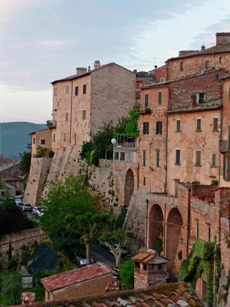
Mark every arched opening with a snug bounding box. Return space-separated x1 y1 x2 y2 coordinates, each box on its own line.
149 205 163 252
166 208 183 271
124 169 134 206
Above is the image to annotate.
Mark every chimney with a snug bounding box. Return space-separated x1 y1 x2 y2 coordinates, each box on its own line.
94 60 101 70
88 66 91 72
190 94 196 107
154 65 158 69
76 67 87 75
201 45 205 50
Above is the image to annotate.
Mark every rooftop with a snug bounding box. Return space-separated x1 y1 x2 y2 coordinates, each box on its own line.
132 249 169 265
41 262 114 292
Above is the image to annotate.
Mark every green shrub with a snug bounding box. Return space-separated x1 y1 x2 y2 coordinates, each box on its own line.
120 260 134 289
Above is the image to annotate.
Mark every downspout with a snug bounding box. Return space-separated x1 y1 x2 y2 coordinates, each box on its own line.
218 80 223 243
187 187 191 257
70 81 73 145
145 199 149 248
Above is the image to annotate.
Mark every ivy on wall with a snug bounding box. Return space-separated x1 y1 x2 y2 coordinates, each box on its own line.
179 239 215 307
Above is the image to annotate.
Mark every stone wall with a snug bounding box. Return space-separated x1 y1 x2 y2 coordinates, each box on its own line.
24 157 52 206
0 227 45 262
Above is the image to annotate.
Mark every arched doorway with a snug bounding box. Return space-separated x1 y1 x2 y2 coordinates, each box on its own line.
124 169 134 206
166 208 183 271
149 205 163 251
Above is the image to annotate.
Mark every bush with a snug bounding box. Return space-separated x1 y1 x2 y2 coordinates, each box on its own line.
120 260 134 289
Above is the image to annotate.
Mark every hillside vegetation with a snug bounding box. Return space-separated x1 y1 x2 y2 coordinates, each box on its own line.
0 122 46 159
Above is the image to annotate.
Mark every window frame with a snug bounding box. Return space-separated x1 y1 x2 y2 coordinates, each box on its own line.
144 93 149 109
175 149 180 165
158 91 162 105
143 122 149 135
213 117 218 131
195 150 201 167
82 110 86 120
75 86 79 96
41 139 45 145
156 121 162 135
211 153 216 168
196 118 201 131
176 120 181 132
83 84 87 94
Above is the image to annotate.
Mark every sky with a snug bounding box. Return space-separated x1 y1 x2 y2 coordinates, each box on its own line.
0 0 230 124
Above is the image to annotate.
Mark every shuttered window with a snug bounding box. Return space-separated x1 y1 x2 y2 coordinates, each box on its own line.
143 150 146 166
143 122 149 135
175 149 180 165
145 94 149 109
158 92 162 105
156 151 160 167
156 121 162 135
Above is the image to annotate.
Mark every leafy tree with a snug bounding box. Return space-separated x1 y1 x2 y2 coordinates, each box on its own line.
0 205 35 236
19 151 31 175
124 108 139 137
1 273 22 305
0 193 15 209
100 228 134 267
40 175 109 262
120 260 134 289
65 211 109 264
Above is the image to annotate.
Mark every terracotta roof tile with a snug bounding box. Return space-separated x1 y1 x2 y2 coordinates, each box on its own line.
41 262 113 292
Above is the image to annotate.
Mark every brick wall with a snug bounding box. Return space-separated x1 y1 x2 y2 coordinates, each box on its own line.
49 274 113 301
31 129 52 158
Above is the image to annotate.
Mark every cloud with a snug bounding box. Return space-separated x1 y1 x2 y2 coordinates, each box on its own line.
37 39 70 48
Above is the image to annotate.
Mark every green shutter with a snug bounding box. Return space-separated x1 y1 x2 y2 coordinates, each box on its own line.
158 92 162 105
145 94 149 109
223 156 226 180
228 126 230 151
156 151 160 167
143 151 146 166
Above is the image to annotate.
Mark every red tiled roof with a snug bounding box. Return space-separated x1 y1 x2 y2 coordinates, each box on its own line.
0 155 15 167
41 262 113 292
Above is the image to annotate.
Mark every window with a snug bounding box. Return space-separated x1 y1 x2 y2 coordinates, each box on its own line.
126 152 131 162
33 138 35 144
207 225 211 242
222 38 227 44
205 60 209 69
213 118 218 131
175 149 180 165
143 150 146 166
175 180 179 197
83 84 87 94
196 119 201 131
211 154 216 168
66 85 69 94
65 112 68 121
156 151 160 167
53 133 55 142
223 155 230 181
114 152 119 160
215 73 220 81
120 152 125 161
145 94 149 109
219 56 223 64
82 110 86 120
228 125 230 150
156 121 162 135
143 177 146 186
195 150 201 166
195 92 205 104
41 139 45 145
75 86 78 96
158 92 162 105
180 62 184 72
196 220 199 239
176 120 181 132
143 122 149 135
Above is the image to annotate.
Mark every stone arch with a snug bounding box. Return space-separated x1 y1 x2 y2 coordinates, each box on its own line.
166 208 183 271
124 169 134 206
149 204 164 250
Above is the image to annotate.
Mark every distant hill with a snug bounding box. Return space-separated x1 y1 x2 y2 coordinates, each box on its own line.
0 122 46 160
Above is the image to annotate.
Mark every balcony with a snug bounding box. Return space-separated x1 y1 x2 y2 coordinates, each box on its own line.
46 120 57 129
139 108 151 115
219 140 230 153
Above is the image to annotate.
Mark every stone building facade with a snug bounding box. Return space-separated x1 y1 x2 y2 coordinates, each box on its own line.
113 33 230 283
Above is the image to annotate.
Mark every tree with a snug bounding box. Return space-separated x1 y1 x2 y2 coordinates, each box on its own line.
120 260 134 289
1 273 22 305
40 175 109 262
19 151 31 175
100 228 134 267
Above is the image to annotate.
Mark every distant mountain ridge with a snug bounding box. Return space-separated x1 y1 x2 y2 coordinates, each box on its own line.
0 122 46 159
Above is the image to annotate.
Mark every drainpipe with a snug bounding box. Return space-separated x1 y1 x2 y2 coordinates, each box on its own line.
70 81 73 145
164 202 167 257
145 199 149 248
187 188 191 257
